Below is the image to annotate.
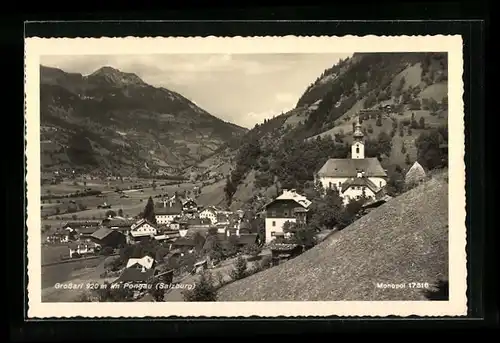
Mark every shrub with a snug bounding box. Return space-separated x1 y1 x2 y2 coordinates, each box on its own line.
230 256 248 281
100 246 114 256
183 271 218 302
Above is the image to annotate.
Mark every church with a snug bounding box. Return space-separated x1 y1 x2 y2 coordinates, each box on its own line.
315 117 388 204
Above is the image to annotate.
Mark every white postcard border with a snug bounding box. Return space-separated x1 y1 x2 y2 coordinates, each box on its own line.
25 35 467 318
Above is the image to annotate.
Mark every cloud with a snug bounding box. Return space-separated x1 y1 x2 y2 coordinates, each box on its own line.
41 53 353 128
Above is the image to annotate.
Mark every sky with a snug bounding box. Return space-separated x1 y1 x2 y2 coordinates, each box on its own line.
41 53 352 128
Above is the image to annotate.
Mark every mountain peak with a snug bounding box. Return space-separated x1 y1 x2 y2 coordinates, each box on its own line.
87 66 146 87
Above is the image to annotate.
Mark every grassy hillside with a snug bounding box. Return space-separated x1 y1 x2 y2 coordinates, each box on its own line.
210 52 448 210
218 173 449 301
40 65 247 178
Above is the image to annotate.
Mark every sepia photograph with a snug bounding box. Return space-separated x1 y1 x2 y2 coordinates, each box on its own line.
25 36 466 317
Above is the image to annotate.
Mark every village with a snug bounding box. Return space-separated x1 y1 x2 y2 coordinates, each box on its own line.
41 116 438 302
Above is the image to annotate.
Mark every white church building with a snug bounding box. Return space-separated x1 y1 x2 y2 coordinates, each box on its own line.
315 117 388 204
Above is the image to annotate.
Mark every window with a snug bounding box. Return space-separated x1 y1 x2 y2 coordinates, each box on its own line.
272 221 276 227
271 211 276 217
329 182 332 189
271 231 276 236
356 146 359 154
380 181 382 187
284 210 289 216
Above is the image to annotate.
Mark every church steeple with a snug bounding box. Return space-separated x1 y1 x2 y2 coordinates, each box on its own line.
351 116 365 159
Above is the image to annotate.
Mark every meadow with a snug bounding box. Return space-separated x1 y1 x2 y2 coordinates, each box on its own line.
41 178 196 221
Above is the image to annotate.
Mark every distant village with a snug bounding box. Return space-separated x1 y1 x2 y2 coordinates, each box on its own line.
44 116 433 300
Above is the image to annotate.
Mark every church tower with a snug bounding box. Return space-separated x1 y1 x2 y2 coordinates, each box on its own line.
351 116 365 159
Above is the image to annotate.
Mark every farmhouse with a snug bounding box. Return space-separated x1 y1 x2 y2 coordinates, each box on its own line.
101 217 133 234
182 198 198 215
90 227 126 248
129 219 158 242
264 189 312 244
68 243 98 258
126 255 156 270
315 116 387 204
155 198 182 225
199 206 218 224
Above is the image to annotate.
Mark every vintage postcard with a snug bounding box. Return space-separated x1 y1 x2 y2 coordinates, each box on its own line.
25 35 467 318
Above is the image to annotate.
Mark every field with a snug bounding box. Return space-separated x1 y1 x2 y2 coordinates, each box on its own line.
41 178 196 221
41 245 71 265
41 256 106 289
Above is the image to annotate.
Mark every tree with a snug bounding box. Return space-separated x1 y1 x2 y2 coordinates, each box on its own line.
118 208 124 217
407 127 413 136
152 180 157 191
242 243 261 256
105 210 117 218
149 280 165 302
401 142 407 154
376 115 382 127
419 116 426 129
377 131 392 157
367 124 374 134
399 127 404 137
405 153 411 165
230 256 248 281
386 167 405 196
142 196 156 224
96 282 134 302
183 271 218 301
415 129 445 170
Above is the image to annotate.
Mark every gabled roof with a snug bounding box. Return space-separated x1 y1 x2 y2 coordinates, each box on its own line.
317 158 387 178
265 190 312 209
172 237 196 247
236 233 258 246
90 227 118 240
126 255 155 269
101 217 133 228
341 177 380 193
115 267 154 283
131 218 157 231
268 242 300 251
63 220 101 228
76 226 99 234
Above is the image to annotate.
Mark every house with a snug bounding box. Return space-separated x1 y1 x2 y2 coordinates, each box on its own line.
129 219 158 242
46 231 71 244
101 217 133 234
169 220 181 231
75 226 100 241
234 233 260 248
186 218 212 234
155 198 183 225
264 189 312 244
114 266 155 288
171 237 198 253
90 227 126 248
315 116 388 205
182 198 198 214
126 255 155 270
268 242 303 266
199 206 218 224
153 229 180 242
340 172 384 202
68 243 97 258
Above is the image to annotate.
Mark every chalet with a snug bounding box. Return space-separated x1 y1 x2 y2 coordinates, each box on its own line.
199 206 218 224
264 189 312 244
315 117 388 205
155 198 183 225
129 219 158 242
182 198 198 214
268 242 303 266
340 171 384 202
90 227 126 248
126 255 155 270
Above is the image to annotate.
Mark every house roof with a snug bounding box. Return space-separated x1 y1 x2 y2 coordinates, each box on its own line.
218 175 449 301
76 226 99 234
341 177 380 193
265 190 312 209
187 218 211 226
90 227 117 240
317 157 387 178
155 198 183 215
101 217 133 228
63 220 101 228
131 218 157 231
115 267 154 283
126 256 155 269
236 233 258 246
172 237 196 247
268 242 300 251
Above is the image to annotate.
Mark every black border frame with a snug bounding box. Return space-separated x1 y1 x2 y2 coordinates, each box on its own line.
8 5 493 340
